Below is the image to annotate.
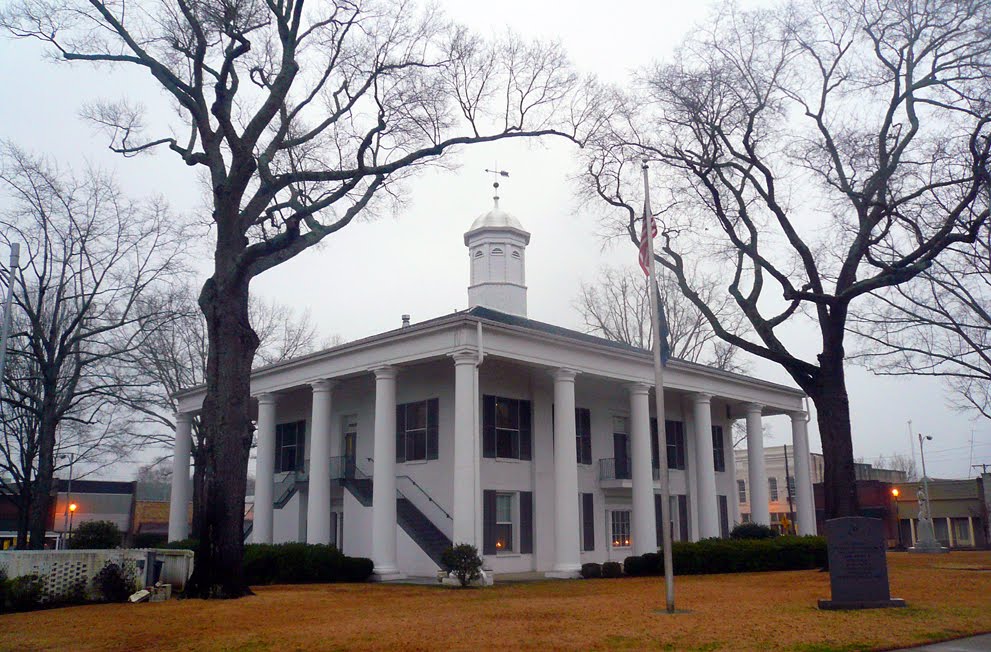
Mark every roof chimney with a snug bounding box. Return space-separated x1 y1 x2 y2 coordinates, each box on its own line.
401 314 411 329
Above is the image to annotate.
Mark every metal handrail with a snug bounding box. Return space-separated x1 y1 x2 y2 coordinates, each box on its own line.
364 456 452 521
599 458 660 481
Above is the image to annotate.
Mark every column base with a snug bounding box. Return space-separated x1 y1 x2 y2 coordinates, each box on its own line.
372 571 407 582
545 564 582 579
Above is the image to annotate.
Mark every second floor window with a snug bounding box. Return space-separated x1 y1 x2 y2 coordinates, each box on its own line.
275 420 306 473
396 399 439 462
482 395 532 460
768 477 779 501
738 479 747 504
712 425 725 472
576 407 592 465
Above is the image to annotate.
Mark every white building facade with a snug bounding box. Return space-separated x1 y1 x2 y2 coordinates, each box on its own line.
168 198 815 579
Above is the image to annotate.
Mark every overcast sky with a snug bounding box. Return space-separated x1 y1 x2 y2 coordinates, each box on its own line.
0 0 987 479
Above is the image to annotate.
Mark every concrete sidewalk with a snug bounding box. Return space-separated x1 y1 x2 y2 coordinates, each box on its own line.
892 633 991 651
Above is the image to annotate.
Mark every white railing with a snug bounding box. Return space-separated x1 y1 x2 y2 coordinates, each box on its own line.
0 548 195 597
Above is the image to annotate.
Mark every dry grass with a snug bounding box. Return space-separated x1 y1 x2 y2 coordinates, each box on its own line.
2 552 990 652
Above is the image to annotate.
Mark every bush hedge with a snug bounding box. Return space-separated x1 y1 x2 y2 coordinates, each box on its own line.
580 562 602 579
242 543 373 585
624 536 827 577
68 520 124 549
730 522 779 540
602 561 623 578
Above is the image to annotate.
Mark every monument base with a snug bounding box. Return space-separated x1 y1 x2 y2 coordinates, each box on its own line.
818 598 906 610
908 544 949 554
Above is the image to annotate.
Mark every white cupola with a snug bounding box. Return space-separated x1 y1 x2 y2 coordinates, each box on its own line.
464 183 530 317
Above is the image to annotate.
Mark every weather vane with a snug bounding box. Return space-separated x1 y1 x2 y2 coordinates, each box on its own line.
484 166 510 208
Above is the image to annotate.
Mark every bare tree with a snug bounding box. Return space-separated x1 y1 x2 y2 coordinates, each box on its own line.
118 285 331 539
874 453 918 481
853 223 991 422
1 0 600 595
0 146 184 547
576 264 747 371
584 0 991 518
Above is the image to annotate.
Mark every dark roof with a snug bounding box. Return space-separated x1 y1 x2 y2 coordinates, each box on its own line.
56 479 136 495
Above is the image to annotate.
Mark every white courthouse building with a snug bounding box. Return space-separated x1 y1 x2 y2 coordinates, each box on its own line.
168 195 817 579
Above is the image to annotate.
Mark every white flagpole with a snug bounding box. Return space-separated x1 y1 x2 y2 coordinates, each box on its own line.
642 161 675 613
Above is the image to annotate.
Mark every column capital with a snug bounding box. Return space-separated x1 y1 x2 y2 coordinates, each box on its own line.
789 410 808 423
550 367 579 383
175 411 194 426
257 393 277 406
310 378 337 393
744 402 764 415
626 382 650 396
373 365 398 380
449 349 478 366
690 392 713 404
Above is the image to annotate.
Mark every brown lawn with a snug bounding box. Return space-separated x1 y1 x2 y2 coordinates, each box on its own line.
2 552 990 652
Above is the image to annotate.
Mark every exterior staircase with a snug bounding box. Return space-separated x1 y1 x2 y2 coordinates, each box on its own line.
341 476 452 568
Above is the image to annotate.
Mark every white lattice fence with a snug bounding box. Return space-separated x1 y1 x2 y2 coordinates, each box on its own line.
0 549 194 598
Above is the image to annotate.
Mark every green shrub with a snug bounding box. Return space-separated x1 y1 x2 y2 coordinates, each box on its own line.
93 561 135 602
601 561 623 578
69 520 123 549
622 536 827 577
242 543 373 585
7 574 45 611
441 544 483 587
730 522 778 540
580 562 602 579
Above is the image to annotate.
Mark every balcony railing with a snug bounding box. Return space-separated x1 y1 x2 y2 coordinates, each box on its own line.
599 458 660 482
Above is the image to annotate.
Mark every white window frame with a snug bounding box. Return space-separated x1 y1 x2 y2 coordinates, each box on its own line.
737 479 746 504
495 492 517 554
768 477 779 502
610 510 632 548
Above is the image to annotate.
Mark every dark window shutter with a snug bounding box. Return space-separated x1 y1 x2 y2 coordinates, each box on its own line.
654 494 664 549
576 408 591 465
519 400 532 461
582 492 595 551
613 433 630 479
678 494 689 542
482 395 496 458
650 418 660 469
426 398 439 460
520 491 534 554
395 404 406 463
718 495 729 538
329 511 338 547
483 489 497 554
712 425 725 472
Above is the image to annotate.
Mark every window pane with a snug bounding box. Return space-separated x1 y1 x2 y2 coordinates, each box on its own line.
496 494 513 522
408 430 427 461
495 524 514 552
611 510 631 547
768 478 779 501
496 429 517 458
495 399 518 429
738 480 746 503
408 402 427 430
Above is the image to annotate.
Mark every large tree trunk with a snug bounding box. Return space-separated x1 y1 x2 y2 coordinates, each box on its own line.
811 359 859 519
184 254 259 598
27 414 58 548
190 442 205 540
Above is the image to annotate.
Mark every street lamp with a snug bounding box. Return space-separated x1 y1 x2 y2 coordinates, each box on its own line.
68 502 77 542
891 487 901 546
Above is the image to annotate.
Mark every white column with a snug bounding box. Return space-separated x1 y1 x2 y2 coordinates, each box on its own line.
790 411 816 536
746 403 770 526
628 383 657 555
306 380 335 544
168 412 193 542
451 351 478 546
692 393 720 539
371 366 401 578
254 393 278 544
549 368 581 577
